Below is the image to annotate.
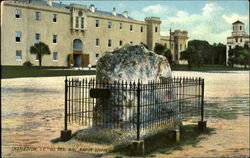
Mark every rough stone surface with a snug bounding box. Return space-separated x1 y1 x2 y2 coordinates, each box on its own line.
96 44 172 83
94 44 177 131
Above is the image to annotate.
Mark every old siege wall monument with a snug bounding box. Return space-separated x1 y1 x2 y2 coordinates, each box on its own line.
94 44 177 129
61 44 206 156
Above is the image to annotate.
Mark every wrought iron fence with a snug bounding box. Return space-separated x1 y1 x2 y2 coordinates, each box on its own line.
64 76 204 140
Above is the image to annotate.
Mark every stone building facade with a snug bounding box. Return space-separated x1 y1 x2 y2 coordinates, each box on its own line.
1 0 188 67
226 20 250 65
160 30 188 64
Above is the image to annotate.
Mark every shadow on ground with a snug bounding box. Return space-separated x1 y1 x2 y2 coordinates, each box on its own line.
110 124 215 157
205 96 249 120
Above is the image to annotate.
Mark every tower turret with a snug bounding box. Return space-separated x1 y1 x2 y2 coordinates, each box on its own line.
145 17 161 50
232 20 246 36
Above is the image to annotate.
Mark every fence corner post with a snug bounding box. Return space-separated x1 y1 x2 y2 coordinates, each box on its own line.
198 78 206 132
60 75 72 141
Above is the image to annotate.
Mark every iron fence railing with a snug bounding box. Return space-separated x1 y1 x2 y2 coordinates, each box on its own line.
64 76 204 140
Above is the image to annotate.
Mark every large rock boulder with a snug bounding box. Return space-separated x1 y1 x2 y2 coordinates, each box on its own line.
96 44 172 83
94 44 177 131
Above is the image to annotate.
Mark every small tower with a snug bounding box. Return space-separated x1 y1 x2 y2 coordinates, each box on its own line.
171 30 188 63
232 20 246 36
145 17 161 50
226 20 249 65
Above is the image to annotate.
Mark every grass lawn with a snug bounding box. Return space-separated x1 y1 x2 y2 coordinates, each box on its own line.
171 64 249 71
1 66 96 79
2 65 248 79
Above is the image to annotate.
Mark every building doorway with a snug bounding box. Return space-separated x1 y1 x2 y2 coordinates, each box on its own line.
72 39 83 67
73 54 82 67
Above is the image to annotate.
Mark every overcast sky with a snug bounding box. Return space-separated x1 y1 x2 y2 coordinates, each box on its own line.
56 0 249 44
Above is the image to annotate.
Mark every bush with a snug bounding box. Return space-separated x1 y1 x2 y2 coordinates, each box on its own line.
23 61 33 67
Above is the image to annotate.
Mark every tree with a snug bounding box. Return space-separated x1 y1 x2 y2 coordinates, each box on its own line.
188 40 213 64
154 43 173 65
180 40 205 69
211 43 226 65
180 46 201 70
30 42 51 67
239 44 250 68
228 45 244 67
163 49 173 65
154 43 166 55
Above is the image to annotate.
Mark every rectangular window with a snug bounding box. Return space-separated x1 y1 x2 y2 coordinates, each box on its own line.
240 26 242 30
130 25 133 31
16 50 22 60
15 9 21 18
53 52 58 61
108 39 112 47
240 38 242 42
53 35 57 43
75 17 79 28
119 23 123 30
108 22 112 29
53 14 57 22
81 17 84 28
140 26 143 32
35 33 40 43
164 43 167 48
96 54 100 61
236 38 238 42
15 32 21 42
155 26 158 32
96 20 99 27
35 12 41 21
119 40 123 46
180 44 182 50
96 38 99 46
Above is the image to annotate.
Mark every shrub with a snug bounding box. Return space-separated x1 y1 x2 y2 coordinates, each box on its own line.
23 61 33 67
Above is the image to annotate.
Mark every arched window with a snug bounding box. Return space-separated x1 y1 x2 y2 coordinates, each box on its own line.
73 39 83 51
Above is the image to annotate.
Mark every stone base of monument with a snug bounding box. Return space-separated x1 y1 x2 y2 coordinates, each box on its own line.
198 121 207 132
130 140 144 156
167 129 180 142
60 130 72 141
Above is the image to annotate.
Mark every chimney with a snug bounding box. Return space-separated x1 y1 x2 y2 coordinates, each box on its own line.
47 0 52 6
112 7 116 16
123 11 128 18
89 4 95 13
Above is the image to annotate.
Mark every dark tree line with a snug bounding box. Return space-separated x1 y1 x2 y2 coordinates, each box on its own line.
228 44 250 68
180 40 227 69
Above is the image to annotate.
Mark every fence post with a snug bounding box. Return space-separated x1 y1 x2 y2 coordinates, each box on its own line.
60 75 72 141
65 76 68 130
198 78 206 131
136 81 141 140
201 79 204 122
130 81 144 156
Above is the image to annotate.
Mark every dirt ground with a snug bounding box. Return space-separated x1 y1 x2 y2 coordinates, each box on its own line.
1 71 249 157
